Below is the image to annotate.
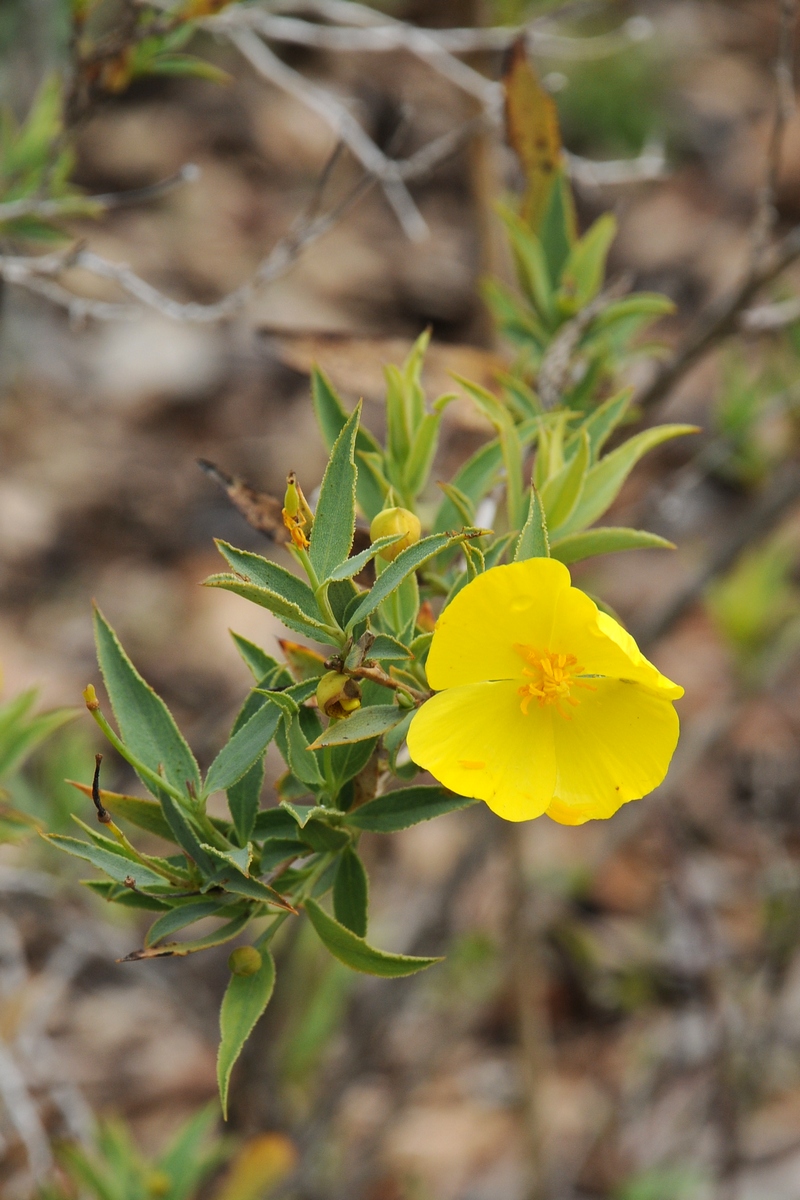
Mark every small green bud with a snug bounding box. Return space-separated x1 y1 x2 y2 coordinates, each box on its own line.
316 671 362 719
228 945 262 976
370 507 422 562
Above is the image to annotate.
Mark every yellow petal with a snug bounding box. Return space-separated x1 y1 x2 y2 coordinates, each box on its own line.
548 587 683 699
426 558 573 689
548 678 680 822
407 680 557 821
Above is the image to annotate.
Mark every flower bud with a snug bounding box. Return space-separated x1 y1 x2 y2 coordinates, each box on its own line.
228 945 262 976
370 507 421 562
316 671 362 719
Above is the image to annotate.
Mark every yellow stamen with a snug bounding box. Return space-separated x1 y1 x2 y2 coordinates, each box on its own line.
513 644 596 718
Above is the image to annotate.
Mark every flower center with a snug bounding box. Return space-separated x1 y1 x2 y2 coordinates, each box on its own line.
514 645 596 719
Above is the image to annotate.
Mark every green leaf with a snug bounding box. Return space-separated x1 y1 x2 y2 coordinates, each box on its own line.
259 836 308 871
204 701 282 798
369 633 412 661
550 526 675 565
252 688 300 716
346 785 476 832
93 606 200 797
333 847 369 936
541 427 590 532
231 634 292 687
499 206 555 324
515 487 550 560
579 387 633 461
255 806 311 838
158 790 215 875
455 377 525 530
309 705 404 748
557 213 617 313
310 404 360 581
217 948 276 1118
305 898 441 977
403 405 453 501
227 763 263 850
325 534 404 583
312 366 385 519
0 703 77 779
157 1104 222 1200
82 879 170 911
46 834 167 890
437 480 476 527
485 530 518 568
282 714 324 788
67 785 175 843
201 842 253 877
279 801 330 828
328 737 377 792
215 542 322 622
557 424 699 537
205 576 340 645
346 533 471 631
145 897 240 947
125 910 253 962
539 167 576 285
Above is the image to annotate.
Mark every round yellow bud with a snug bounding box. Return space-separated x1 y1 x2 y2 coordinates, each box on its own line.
228 945 262 976
316 671 362 720
369 507 422 562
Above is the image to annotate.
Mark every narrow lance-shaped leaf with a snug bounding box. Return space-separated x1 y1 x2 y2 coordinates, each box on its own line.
550 527 675 566
515 486 550 560
346 785 477 833
312 366 385 519
214 541 323 623
305 898 441 977
541 427 589 533
346 532 478 631
557 424 699 537
93 606 200 797
324 534 404 583
309 705 404 749
557 213 617 313
309 403 361 581
455 377 525 530
145 898 240 947
333 846 369 937
45 834 168 890
204 576 341 646
218 948 276 1118
203 699 283 798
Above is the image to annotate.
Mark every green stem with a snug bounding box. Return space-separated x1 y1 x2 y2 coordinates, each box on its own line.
87 704 192 811
105 821 189 886
289 545 345 643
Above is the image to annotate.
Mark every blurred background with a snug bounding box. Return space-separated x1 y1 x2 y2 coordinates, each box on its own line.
4 1 800 1198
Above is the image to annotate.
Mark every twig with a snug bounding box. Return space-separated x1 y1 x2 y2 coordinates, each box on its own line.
741 293 800 332
636 221 800 412
261 0 654 59
0 163 199 225
1 114 481 324
565 143 667 187
636 460 800 647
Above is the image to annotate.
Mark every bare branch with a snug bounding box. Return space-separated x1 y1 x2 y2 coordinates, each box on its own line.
636 460 800 647
741 293 800 332
261 0 654 58
566 143 667 187
222 26 430 240
0 163 200 225
637 220 800 411
0 116 481 324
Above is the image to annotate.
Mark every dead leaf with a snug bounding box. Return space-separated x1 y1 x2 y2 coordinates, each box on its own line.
504 38 563 230
197 460 291 544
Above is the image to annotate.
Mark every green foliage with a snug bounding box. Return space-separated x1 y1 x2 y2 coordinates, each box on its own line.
41 88 695 1114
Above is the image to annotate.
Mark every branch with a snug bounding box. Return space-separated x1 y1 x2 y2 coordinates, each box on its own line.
0 163 200 225
751 0 798 263
260 0 654 58
636 460 800 647
0 118 481 324
636 220 800 411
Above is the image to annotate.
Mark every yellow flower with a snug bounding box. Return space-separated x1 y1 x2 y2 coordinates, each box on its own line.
407 558 683 824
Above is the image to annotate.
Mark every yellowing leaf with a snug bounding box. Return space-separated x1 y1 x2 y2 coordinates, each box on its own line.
504 39 562 231
215 1134 297 1200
